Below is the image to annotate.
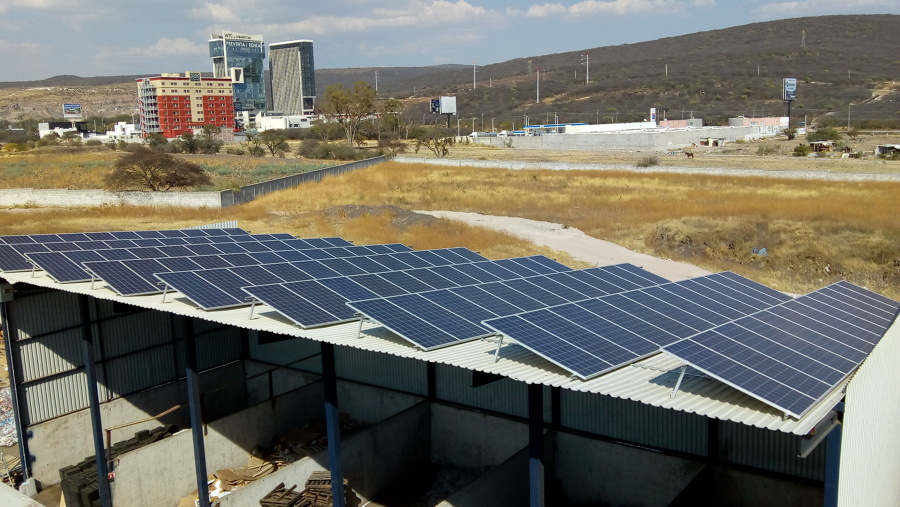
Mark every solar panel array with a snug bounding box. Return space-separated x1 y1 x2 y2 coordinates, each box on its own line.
244 255 572 329
86 243 413 297
348 264 670 350
0 228 252 272
157 247 488 310
662 281 900 418
482 272 792 380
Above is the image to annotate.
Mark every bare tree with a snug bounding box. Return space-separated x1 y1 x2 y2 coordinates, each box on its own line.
104 148 212 191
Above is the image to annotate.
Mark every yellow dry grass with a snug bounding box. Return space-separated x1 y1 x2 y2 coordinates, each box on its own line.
246 161 900 298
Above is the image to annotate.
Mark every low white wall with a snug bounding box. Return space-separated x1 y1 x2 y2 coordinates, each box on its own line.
467 126 761 150
0 189 222 208
431 403 528 468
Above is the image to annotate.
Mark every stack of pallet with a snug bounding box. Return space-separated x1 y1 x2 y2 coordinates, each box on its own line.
59 425 175 507
258 472 358 507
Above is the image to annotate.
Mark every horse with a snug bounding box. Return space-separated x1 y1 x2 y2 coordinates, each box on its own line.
684 151 694 159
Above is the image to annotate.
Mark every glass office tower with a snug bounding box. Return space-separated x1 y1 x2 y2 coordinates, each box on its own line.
268 40 316 115
209 31 266 127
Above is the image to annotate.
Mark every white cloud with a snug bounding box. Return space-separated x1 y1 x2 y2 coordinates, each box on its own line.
691 0 716 6
752 0 896 17
93 38 207 65
262 0 499 36
190 2 241 23
146 38 207 57
525 0 683 18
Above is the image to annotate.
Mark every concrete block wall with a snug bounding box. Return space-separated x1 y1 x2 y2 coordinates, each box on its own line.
26 361 243 485
466 126 761 151
431 404 529 468
0 189 222 208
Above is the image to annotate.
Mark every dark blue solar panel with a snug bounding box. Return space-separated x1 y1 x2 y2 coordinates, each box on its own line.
403 269 456 290
390 252 434 269
157 256 202 272
213 243 251 254
662 281 900 418
478 282 546 312
272 250 312 262
0 236 35 245
379 294 489 342
132 238 166 247
386 244 413 252
192 255 233 269
341 246 377 257
297 249 334 260
235 241 274 253
0 246 38 271
95 249 138 261
182 237 214 245
42 241 82 251
525 276 592 301
505 256 563 275
544 272 609 298
248 252 287 265
639 286 729 327
450 285 523 317
103 240 138 250
260 263 313 282
318 258 368 276
349 298 458 350
446 248 488 262
713 271 791 306
30 234 64 243
25 252 92 282
293 261 341 279
63 250 107 265
280 238 315 250
613 263 670 285
319 277 380 302
282 281 357 320
449 263 502 283
350 274 407 297
342 256 389 274
304 238 335 248
84 261 159 295
57 233 91 242
323 237 354 247
230 265 284 286
244 283 339 327
469 261 519 280
678 277 764 315
420 290 498 323
586 266 643 291
575 298 682 347
84 232 118 241
366 254 413 271
156 271 243 309
376 271 435 293
156 245 194 258
501 279 568 307
109 231 142 240
127 247 167 259
218 253 258 267
363 244 397 255
493 258 540 277
428 265 480 286
157 230 187 238
187 244 224 256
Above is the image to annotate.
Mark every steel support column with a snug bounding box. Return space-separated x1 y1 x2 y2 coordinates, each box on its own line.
824 421 842 507
528 382 545 507
321 342 345 507
77 295 112 507
0 298 32 481
183 318 210 507
427 362 436 401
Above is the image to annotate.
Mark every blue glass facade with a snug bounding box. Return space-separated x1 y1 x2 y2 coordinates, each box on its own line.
209 32 267 125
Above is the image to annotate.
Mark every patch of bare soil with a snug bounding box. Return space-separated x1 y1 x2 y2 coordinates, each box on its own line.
312 205 441 230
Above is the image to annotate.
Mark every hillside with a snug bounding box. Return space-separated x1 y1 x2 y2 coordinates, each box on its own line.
1 15 897 129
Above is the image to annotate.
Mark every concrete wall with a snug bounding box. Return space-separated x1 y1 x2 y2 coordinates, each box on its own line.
0 483 43 507
431 403 529 469
27 361 243 485
468 126 762 151
555 430 704 506
217 400 431 506
110 378 325 507
0 189 221 208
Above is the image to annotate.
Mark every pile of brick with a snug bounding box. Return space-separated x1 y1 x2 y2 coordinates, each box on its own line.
259 472 358 507
59 426 175 507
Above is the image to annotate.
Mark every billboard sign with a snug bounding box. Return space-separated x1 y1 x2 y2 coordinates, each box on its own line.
63 103 82 119
650 107 657 122
430 99 440 114
189 72 201 82
783 78 797 101
439 96 457 115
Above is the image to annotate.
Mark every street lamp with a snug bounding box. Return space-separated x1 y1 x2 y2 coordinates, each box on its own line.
581 53 590 84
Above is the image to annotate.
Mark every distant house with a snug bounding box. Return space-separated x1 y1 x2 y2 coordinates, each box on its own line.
875 144 900 156
809 140 835 152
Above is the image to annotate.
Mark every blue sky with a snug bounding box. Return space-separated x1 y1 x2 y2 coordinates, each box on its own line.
1 0 897 81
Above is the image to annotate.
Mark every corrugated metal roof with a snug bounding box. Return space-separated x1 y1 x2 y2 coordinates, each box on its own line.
1 270 858 435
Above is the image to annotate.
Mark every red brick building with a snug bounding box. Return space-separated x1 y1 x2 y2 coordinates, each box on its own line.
137 72 235 139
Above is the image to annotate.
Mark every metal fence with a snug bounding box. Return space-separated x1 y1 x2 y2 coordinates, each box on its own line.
219 156 386 207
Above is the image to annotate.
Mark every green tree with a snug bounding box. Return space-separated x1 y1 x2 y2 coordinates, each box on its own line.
319 81 377 145
196 126 224 154
807 127 842 142
104 148 212 191
145 133 169 151
258 130 289 157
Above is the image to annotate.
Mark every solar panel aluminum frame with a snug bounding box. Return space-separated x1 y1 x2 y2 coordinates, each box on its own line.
83 262 167 297
348 297 498 352
242 283 357 330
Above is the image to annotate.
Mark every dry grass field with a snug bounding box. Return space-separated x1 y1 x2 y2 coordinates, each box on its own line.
0 145 897 299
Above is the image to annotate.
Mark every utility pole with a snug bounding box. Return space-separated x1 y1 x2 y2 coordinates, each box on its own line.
374 71 378 93
535 68 543 104
581 54 589 84
473 61 476 90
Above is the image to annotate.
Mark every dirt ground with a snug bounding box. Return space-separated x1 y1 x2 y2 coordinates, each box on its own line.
439 133 900 174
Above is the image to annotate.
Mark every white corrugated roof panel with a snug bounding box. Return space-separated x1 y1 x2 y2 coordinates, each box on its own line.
0 269 857 436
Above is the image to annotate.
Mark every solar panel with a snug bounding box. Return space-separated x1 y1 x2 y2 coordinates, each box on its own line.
0 245 40 271
483 272 792 380
156 271 247 310
24 252 93 283
83 260 161 296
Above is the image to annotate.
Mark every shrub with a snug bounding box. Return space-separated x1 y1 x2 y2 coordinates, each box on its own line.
793 144 812 157
635 156 659 168
225 146 246 155
756 144 779 156
807 127 842 142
